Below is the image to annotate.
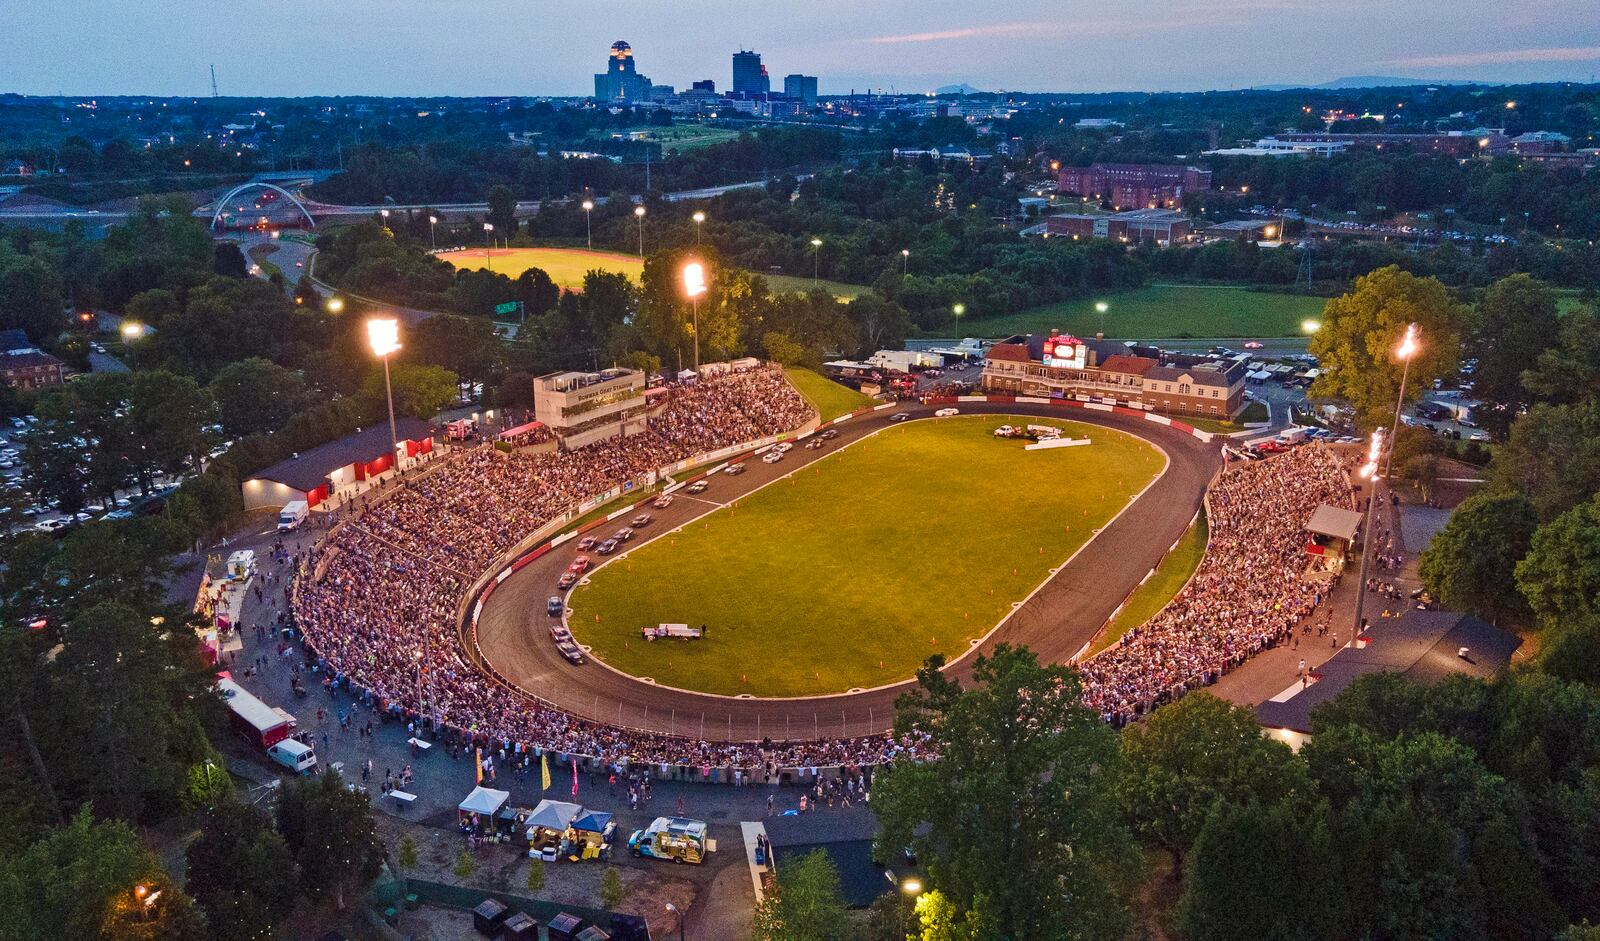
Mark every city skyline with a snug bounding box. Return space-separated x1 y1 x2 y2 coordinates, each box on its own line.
3 0 1599 97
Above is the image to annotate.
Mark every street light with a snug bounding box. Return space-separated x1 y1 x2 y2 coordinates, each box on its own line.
692 210 706 244
952 303 965 320
428 214 438 250
902 878 924 896
1301 319 1321 334
683 260 707 372
634 205 647 256
582 200 595 250
326 297 344 314
483 223 495 272
901 248 910 276
120 321 146 342
367 318 402 458
665 902 685 941
1351 428 1386 645
810 238 823 284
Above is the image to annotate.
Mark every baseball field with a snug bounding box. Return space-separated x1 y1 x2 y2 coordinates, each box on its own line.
436 247 644 292
566 415 1164 696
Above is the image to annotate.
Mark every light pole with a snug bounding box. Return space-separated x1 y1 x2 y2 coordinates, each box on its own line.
692 210 705 244
428 214 438 250
1383 323 1419 478
326 297 344 315
582 200 595 250
1350 428 1384 644
483 223 495 272
1095 300 1109 335
368 318 402 460
952 303 965 325
634 205 647 256
380 208 390 231
683 260 707 372
665 902 685 941
810 238 823 284
901 248 910 276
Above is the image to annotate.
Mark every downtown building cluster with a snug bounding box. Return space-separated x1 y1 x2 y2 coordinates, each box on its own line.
593 40 818 118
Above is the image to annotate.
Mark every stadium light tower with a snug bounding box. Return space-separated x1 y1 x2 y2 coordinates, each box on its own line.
428 214 438 250
483 223 495 273
1095 300 1109 334
1384 323 1419 478
634 205 646 256
692 210 706 244
582 200 594 249
810 238 823 284
901 248 910 275
683 260 708 372
1350 428 1385 645
367 317 402 455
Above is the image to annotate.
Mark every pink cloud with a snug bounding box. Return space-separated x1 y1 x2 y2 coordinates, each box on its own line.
1391 45 1600 68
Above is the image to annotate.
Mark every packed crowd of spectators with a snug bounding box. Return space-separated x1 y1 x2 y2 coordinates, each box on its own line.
1079 444 1354 724
296 369 1350 770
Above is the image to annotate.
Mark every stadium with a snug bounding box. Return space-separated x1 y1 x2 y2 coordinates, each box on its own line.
292 364 1353 775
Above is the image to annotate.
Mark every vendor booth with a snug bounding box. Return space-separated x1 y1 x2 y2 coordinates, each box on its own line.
524 800 615 862
458 786 510 839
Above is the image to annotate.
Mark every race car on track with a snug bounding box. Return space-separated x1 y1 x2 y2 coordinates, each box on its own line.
577 537 598 551
568 556 590 574
653 493 674 509
547 596 563 616
631 514 651 528
934 407 960 417
597 539 619 556
557 572 577 590
686 480 709 494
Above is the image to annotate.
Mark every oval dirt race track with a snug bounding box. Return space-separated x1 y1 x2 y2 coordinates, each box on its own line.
469 401 1221 742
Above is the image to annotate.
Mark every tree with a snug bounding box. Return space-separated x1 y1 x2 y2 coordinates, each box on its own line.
486 184 518 236
183 799 295 941
1117 692 1305 878
453 850 477 881
275 772 384 911
406 316 501 389
398 834 418 870
130 369 217 476
362 362 458 420
1471 274 1560 438
846 292 912 358
751 849 848 941
1419 491 1538 623
212 242 249 279
1516 494 1600 626
208 358 307 438
1308 266 1468 429
1488 401 1600 521
1523 305 1600 408
0 807 207 941
599 866 625 910
873 646 1139 940
0 256 65 342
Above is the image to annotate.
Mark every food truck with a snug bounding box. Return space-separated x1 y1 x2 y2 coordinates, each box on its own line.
628 816 713 864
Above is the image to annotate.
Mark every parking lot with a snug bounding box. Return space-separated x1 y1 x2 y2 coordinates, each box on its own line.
1 414 188 536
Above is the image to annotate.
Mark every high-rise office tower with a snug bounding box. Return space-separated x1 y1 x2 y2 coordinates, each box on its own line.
783 74 818 108
594 40 653 101
732 50 770 96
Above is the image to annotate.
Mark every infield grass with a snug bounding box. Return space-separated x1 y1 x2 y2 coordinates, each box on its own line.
968 284 1328 339
784 367 876 422
436 247 643 292
567 415 1164 696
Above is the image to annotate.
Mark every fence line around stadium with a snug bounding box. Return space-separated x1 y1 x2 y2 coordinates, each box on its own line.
296 393 1313 786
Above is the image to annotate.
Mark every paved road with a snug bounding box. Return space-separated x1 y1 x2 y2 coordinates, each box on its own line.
472 400 1220 742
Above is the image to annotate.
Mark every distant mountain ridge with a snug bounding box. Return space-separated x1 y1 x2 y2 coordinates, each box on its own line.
1253 75 1485 91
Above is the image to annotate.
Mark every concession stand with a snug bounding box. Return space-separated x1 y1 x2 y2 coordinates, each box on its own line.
1304 504 1363 578
458 786 510 838
524 800 615 862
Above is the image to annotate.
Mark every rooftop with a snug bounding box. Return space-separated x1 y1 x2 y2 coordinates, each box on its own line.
248 417 433 493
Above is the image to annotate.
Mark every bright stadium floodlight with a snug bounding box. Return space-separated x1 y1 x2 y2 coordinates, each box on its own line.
368 317 401 456
634 205 647 255
582 199 595 249
1302 319 1321 334
683 261 707 372
692 210 706 243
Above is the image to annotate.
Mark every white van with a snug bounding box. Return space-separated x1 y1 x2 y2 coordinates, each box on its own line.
268 739 318 775
277 500 309 531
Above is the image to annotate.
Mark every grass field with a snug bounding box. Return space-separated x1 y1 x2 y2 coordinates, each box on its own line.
784 367 876 422
567 415 1164 696
1089 512 1207 656
966 284 1329 339
761 273 868 300
436 247 643 292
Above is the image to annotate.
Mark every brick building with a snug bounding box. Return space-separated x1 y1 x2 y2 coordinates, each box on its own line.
982 331 1245 419
0 329 64 391
1056 163 1212 208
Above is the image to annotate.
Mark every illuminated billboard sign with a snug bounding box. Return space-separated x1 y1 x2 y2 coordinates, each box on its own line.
1042 334 1087 370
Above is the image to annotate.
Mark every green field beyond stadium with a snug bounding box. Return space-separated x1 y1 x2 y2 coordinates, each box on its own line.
971 284 1329 339
436 247 644 292
436 246 866 299
567 415 1164 696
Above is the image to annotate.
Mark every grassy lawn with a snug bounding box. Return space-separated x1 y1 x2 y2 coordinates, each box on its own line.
784 367 876 422
1089 512 1208 656
965 285 1329 339
436 246 868 302
436 247 643 292
567 415 1164 696
760 273 868 300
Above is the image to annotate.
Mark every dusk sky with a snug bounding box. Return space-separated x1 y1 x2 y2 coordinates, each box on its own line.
5 0 1599 97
